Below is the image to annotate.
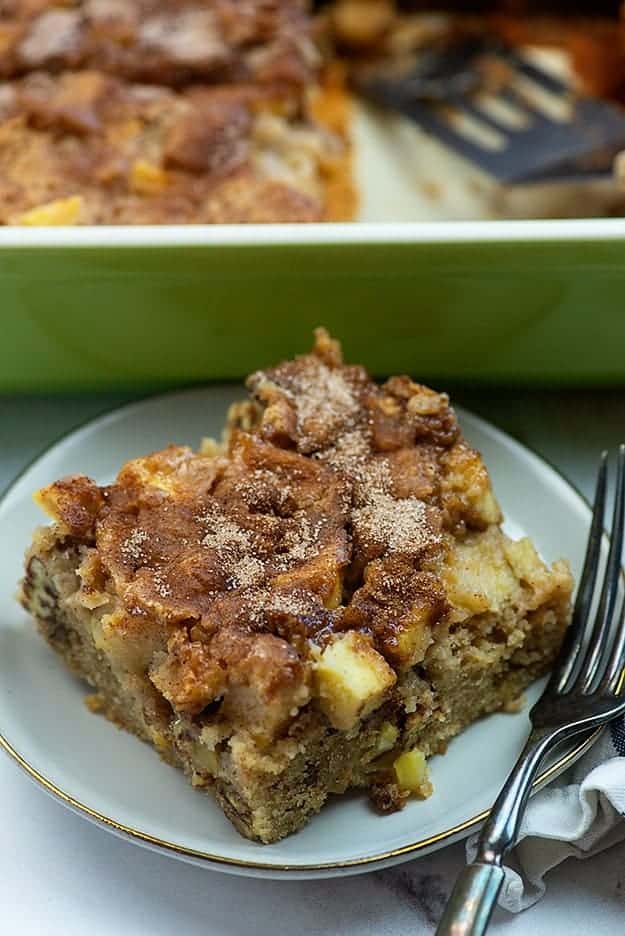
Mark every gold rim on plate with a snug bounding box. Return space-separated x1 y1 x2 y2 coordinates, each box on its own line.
0 724 602 872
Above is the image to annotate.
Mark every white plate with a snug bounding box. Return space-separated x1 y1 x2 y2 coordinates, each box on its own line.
0 387 600 879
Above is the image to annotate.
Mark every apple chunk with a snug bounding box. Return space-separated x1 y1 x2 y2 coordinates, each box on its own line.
314 631 396 730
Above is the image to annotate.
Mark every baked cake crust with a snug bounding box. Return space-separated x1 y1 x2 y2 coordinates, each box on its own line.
21 330 572 842
0 67 351 224
0 2 356 224
0 1 316 89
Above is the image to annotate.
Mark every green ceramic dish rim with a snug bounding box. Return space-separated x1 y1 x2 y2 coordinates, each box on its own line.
2 217 625 248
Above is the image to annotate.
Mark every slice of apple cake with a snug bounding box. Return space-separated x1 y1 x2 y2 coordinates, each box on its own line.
20 330 572 843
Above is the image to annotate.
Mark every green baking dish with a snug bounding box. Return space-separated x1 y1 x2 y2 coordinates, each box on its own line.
3 218 625 392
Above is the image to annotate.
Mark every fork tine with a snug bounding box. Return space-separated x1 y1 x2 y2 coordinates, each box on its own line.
580 444 625 693
549 451 607 693
599 593 625 694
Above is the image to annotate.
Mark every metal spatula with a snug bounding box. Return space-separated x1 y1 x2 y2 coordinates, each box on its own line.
354 37 625 184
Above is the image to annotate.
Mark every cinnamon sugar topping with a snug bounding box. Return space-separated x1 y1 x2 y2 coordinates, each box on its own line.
292 360 360 449
231 555 265 589
120 528 148 563
57 333 471 681
318 429 391 499
153 571 172 598
352 490 440 556
242 587 317 625
197 509 251 553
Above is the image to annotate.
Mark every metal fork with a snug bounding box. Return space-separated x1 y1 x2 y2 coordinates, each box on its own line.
436 445 625 936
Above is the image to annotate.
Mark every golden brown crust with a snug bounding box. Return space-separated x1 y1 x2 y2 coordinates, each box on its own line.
0 1 316 91
99 434 350 616
201 174 321 224
247 334 460 458
0 69 344 224
0 2 359 226
342 557 448 667
34 474 103 538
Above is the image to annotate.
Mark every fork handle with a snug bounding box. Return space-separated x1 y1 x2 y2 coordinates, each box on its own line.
435 862 505 936
435 729 557 936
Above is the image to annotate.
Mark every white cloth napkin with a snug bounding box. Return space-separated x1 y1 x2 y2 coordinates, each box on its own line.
466 717 625 912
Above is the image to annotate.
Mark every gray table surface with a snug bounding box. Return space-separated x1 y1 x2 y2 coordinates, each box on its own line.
2 388 625 936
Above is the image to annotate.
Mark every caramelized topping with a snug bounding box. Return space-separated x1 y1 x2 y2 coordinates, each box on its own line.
163 97 251 174
2 0 315 90
36 331 502 732
34 474 104 539
0 67 338 225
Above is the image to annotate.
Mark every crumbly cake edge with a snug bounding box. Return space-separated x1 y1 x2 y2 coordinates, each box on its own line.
21 532 570 843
